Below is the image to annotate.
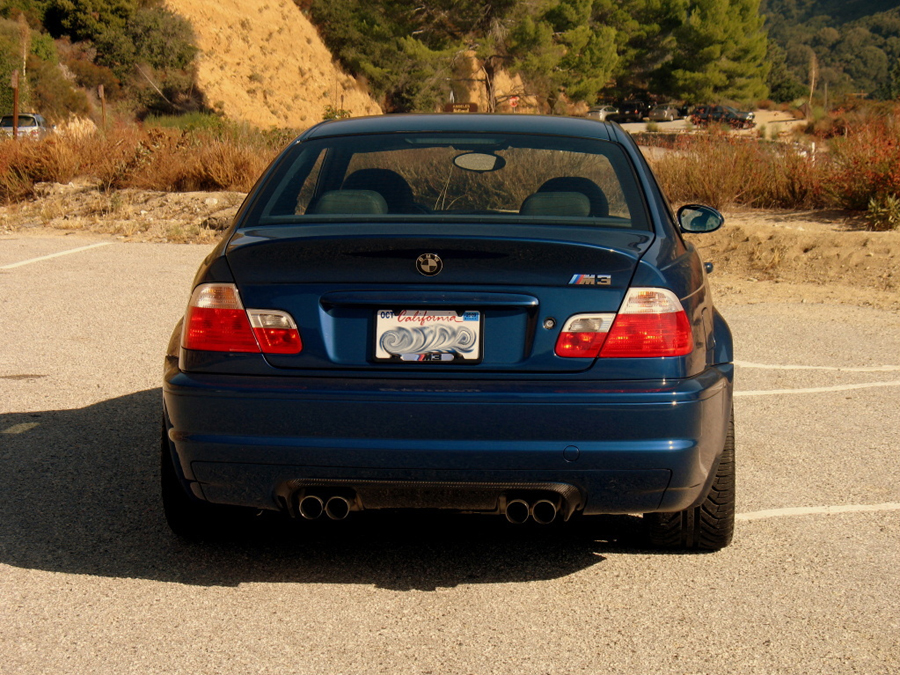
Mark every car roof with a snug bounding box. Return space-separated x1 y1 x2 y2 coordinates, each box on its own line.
301 113 615 142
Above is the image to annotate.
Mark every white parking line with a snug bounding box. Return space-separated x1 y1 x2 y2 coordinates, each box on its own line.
736 360 900 373
0 423 39 435
0 242 112 269
737 502 900 521
734 360 900 396
736 379 900 397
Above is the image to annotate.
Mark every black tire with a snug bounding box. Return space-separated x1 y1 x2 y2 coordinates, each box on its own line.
160 416 236 539
645 408 735 551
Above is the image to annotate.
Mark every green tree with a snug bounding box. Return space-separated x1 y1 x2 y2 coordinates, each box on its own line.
0 20 19 114
42 0 137 43
663 0 770 103
95 5 196 76
506 0 620 106
766 40 806 101
593 0 687 95
27 52 90 119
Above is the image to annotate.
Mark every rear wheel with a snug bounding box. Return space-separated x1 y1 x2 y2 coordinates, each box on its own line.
645 409 735 551
160 416 250 539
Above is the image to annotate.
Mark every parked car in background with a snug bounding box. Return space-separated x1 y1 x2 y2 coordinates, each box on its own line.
0 113 52 138
585 105 618 121
610 100 649 123
648 104 680 122
162 113 735 550
690 105 755 129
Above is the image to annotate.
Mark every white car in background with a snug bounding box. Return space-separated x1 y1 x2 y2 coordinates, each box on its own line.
585 105 618 121
1 113 52 138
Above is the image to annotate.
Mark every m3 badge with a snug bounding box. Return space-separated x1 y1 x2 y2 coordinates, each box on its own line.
568 274 611 286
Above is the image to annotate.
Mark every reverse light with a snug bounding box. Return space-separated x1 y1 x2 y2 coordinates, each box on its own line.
182 284 302 354
599 288 692 358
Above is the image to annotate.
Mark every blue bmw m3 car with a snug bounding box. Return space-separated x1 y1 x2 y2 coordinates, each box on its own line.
162 113 735 549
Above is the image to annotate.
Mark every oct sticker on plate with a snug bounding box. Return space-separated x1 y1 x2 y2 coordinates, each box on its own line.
375 309 482 362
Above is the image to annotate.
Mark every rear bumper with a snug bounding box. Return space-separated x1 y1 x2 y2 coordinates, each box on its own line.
163 365 733 517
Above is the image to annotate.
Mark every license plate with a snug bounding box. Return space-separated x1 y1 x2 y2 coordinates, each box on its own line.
375 309 482 362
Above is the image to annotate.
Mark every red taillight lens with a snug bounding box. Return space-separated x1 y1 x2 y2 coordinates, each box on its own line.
182 284 302 354
554 314 615 358
599 288 693 358
183 285 259 352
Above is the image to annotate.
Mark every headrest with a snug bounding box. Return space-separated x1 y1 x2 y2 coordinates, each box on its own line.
311 190 388 215
520 191 591 217
537 177 609 217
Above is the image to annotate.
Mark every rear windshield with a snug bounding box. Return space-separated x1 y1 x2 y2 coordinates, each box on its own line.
246 132 649 230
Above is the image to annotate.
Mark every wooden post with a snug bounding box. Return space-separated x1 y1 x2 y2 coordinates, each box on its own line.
99 84 107 129
10 69 19 139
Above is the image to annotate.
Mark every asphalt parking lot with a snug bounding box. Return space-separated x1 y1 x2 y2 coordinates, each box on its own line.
2 233 899 674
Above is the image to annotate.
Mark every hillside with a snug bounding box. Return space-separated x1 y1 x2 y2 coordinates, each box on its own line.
163 0 382 128
761 0 900 98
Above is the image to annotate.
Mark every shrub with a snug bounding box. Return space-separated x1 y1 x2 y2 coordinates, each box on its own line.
867 194 900 231
650 132 822 210
67 59 121 99
821 115 900 212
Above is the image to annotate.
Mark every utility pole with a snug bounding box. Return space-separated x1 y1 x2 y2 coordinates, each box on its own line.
808 52 818 116
11 69 19 139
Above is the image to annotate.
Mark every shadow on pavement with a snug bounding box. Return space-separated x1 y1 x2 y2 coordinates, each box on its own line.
0 389 649 589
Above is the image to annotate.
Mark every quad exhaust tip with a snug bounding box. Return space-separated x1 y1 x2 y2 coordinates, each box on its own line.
505 498 559 525
505 499 531 524
324 495 351 521
298 494 353 520
298 495 325 520
531 499 558 525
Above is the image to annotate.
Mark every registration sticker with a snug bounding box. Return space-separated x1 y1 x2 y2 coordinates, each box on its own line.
375 309 482 362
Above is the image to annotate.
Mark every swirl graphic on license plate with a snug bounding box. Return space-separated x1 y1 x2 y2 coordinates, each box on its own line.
376 310 481 361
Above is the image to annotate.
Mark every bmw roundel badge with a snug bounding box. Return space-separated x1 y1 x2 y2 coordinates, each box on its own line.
416 253 443 277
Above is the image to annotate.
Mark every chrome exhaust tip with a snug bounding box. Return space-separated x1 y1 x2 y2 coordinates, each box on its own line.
531 499 558 525
505 498 531 524
324 495 351 521
298 494 324 520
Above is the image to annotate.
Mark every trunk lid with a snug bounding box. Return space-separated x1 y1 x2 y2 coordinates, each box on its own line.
226 224 652 373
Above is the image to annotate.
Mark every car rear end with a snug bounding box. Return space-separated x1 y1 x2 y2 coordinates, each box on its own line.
162 115 734 546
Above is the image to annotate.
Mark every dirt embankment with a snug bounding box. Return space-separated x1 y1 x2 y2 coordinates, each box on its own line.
687 209 899 310
1 185 898 311
164 0 382 127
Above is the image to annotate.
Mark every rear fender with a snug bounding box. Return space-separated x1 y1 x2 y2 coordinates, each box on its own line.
712 308 733 365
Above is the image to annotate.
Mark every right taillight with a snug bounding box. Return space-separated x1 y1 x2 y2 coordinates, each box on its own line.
554 288 693 359
182 283 302 354
599 288 692 358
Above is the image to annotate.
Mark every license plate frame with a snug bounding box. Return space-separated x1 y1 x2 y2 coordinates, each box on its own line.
374 309 482 363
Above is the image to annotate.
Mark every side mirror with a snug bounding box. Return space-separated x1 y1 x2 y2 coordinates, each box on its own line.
678 204 724 233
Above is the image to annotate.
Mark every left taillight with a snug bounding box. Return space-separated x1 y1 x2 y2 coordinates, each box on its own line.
182 283 302 354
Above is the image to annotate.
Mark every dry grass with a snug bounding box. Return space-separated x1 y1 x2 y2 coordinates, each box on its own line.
0 125 281 203
650 105 900 230
649 132 825 211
